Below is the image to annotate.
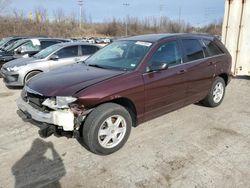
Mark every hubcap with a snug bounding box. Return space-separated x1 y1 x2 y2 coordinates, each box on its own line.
213 82 224 103
98 115 127 149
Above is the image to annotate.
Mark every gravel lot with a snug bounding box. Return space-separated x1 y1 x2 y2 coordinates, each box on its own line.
0 78 249 188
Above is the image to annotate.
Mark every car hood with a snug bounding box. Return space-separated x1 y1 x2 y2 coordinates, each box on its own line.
26 64 125 96
3 57 42 68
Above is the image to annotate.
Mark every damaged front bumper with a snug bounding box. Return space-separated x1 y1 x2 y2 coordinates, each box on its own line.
16 97 76 131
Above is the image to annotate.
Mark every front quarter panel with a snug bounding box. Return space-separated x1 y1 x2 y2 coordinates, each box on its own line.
74 71 145 123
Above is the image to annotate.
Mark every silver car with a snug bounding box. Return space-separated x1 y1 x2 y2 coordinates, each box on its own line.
0 42 100 86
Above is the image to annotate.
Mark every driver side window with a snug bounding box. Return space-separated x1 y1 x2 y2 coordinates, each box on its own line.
149 41 182 69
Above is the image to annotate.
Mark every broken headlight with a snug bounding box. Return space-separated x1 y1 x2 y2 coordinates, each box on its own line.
42 96 77 110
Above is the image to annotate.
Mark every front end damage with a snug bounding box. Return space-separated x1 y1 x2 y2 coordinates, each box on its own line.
16 87 90 138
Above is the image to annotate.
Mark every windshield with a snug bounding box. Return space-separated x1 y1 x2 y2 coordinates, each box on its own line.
5 39 26 52
85 40 152 70
34 44 62 59
0 38 9 47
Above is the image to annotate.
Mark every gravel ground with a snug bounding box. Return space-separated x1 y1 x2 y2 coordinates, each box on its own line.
0 78 249 188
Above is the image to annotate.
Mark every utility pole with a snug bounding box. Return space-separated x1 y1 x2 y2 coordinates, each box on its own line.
178 6 182 25
78 0 83 28
159 4 166 31
123 3 130 36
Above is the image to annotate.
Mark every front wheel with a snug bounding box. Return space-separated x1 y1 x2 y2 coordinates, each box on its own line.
201 77 226 107
82 103 132 155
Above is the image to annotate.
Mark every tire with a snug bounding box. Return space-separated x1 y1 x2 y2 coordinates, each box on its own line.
82 103 132 155
24 71 41 84
201 77 226 107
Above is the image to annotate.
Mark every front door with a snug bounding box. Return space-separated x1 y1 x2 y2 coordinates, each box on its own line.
143 40 188 121
49 45 80 70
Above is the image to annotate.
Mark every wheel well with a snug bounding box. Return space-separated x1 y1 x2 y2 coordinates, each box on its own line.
218 73 228 85
24 70 42 83
110 98 138 127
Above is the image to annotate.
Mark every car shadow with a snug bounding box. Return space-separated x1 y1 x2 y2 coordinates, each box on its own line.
234 76 250 80
194 102 207 108
6 85 23 90
11 138 66 188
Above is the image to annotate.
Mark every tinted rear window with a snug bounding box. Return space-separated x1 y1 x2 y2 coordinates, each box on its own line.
203 39 224 57
182 39 204 62
81 45 99 55
41 41 60 49
55 46 79 58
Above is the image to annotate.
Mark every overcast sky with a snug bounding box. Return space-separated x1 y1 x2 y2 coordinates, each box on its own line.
9 0 225 26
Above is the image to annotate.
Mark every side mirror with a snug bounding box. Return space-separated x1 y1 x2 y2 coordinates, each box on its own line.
50 54 59 61
15 47 23 54
147 62 168 72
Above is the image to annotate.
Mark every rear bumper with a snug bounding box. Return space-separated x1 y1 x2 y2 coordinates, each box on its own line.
16 97 75 131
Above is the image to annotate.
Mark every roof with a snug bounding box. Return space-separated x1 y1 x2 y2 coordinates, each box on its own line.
120 33 214 43
54 41 99 47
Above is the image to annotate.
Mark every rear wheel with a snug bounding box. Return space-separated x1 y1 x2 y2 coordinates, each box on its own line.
24 71 41 84
201 77 226 107
82 103 132 155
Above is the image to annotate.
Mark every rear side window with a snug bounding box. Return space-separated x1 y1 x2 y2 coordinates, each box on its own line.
202 39 224 57
40 41 60 49
55 46 79 58
81 45 99 55
182 39 204 62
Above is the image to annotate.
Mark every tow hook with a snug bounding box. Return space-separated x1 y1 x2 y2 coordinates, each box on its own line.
38 124 55 138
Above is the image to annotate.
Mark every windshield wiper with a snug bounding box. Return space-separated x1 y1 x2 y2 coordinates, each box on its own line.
88 64 106 69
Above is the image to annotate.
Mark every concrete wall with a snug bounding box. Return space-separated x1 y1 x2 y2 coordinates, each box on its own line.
222 0 250 76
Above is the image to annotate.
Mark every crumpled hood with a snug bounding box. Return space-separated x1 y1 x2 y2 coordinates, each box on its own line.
26 64 125 96
3 57 42 68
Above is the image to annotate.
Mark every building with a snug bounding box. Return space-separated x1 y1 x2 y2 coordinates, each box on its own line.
222 0 250 76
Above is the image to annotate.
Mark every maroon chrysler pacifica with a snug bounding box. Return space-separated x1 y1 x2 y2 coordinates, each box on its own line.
17 33 232 155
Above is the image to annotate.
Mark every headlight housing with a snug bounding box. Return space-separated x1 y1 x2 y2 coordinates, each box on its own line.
42 96 77 110
7 66 20 72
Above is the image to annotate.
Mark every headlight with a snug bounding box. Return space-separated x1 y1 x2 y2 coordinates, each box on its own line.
42 96 77 110
7 66 20 72
56 96 77 108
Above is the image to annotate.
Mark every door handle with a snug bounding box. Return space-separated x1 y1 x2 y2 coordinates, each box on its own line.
177 69 187 75
208 61 216 66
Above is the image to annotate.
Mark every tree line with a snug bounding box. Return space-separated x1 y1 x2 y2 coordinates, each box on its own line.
0 8 222 38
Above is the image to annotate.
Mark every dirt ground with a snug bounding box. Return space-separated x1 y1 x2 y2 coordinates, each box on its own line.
0 78 249 188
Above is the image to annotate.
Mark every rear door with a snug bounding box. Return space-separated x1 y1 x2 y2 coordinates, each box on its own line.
143 39 188 121
180 38 215 103
49 45 80 70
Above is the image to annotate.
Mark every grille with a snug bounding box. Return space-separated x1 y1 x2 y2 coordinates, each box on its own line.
22 89 51 112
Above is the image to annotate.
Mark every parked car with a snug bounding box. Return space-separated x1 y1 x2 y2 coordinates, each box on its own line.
0 38 70 69
16 33 232 155
1 42 100 86
0 36 27 50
